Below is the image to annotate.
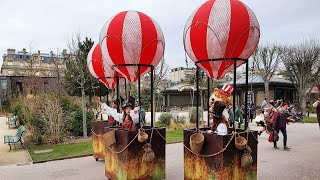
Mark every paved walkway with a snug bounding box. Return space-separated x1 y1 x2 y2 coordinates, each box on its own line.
0 117 31 166
0 123 319 180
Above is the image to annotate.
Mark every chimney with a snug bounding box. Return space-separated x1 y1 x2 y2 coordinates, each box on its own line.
62 49 67 55
7 49 15 54
22 48 27 55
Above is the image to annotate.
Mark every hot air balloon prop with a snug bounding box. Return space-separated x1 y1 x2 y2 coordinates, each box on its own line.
100 11 166 180
87 44 125 162
183 1 260 179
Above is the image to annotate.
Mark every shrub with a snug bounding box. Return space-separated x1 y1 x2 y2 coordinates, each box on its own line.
189 107 203 124
173 115 186 124
9 94 94 144
69 106 93 136
158 113 173 127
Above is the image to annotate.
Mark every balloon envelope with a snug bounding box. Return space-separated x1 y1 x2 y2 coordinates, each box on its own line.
99 10 165 82
87 44 122 89
183 0 260 79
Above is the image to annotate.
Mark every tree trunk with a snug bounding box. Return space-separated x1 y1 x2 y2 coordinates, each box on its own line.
299 88 307 115
81 85 87 138
89 94 92 106
264 80 270 99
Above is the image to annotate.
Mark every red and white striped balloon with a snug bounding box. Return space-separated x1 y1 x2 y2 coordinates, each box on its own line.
87 44 121 89
184 0 260 79
99 10 165 82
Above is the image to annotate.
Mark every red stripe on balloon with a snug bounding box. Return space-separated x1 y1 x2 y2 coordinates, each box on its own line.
106 11 130 80
224 0 250 58
92 45 105 79
138 12 158 77
218 0 250 78
190 0 215 77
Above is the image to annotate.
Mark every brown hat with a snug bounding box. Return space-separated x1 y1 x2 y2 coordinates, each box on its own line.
213 101 226 119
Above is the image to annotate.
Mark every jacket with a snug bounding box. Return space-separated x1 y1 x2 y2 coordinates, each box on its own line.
229 108 243 123
272 110 288 129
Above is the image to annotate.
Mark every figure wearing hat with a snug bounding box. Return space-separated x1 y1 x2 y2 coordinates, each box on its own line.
210 101 229 135
209 84 234 121
108 97 140 131
96 97 122 126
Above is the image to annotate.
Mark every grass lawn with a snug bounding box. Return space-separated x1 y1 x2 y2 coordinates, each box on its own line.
166 129 183 143
28 140 92 163
28 130 184 162
304 116 318 123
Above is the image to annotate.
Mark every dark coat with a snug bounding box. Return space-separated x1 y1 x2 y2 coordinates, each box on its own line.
272 111 289 129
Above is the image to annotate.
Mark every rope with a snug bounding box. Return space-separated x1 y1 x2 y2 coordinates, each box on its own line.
250 131 258 142
149 128 154 143
154 128 166 142
245 127 258 143
105 128 166 154
91 129 100 137
107 133 139 154
183 132 235 158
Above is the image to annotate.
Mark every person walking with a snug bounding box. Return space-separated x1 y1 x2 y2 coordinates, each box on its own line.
313 98 320 129
249 101 256 123
272 102 294 150
229 104 243 127
261 98 269 114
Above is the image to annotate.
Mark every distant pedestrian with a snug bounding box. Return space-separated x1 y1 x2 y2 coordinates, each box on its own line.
261 98 269 114
272 102 295 150
229 104 243 126
249 101 256 123
313 98 320 129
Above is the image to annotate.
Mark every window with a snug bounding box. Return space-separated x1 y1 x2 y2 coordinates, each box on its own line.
16 82 23 95
8 62 13 66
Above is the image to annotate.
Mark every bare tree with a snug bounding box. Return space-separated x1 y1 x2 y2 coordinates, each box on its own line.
281 38 320 114
153 59 169 111
39 96 66 144
65 34 94 138
252 44 282 99
51 48 68 94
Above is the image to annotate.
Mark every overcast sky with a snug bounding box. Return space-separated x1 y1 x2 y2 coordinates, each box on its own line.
0 0 319 69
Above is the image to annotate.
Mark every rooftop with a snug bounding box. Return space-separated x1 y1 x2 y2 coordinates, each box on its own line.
225 74 292 85
162 83 207 93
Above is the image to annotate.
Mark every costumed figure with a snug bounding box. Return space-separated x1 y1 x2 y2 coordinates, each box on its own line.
210 101 229 135
107 96 140 131
96 97 122 126
209 84 233 125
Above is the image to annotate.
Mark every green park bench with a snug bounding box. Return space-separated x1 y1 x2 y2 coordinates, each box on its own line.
6 115 18 129
4 125 26 151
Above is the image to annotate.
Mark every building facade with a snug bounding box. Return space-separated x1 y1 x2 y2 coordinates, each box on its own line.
224 75 297 108
0 48 68 105
169 67 196 83
161 83 208 111
1 48 67 77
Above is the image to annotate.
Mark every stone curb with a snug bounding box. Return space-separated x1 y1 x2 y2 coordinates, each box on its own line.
32 154 93 164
